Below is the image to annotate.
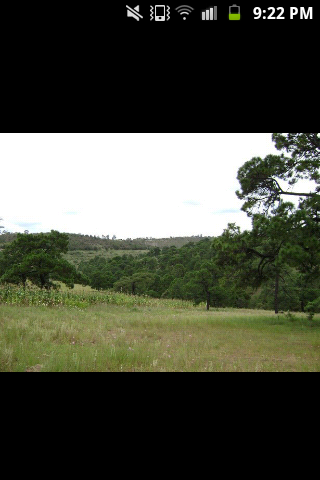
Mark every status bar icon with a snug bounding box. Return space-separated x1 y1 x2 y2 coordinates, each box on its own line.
175 5 194 20
201 6 217 20
150 5 171 21
126 5 143 21
229 4 241 20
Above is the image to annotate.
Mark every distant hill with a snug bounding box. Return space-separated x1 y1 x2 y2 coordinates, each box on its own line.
0 232 211 252
67 233 211 251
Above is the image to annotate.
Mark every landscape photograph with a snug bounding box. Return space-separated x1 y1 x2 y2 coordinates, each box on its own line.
0 132 319 372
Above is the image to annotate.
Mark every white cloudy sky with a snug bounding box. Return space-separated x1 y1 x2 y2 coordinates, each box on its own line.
0 133 279 239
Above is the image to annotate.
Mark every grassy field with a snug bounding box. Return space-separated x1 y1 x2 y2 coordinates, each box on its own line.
1 286 320 372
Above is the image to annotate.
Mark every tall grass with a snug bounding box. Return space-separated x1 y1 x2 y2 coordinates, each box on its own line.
1 301 320 372
0 284 194 309
1 285 320 372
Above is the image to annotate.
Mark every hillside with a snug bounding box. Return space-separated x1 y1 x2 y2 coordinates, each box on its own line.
0 232 211 268
66 233 209 251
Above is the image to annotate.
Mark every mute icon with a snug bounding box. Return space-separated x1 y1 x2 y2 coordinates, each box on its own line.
126 5 143 21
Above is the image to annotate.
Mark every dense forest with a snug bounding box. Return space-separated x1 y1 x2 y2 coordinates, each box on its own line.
2 229 319 313
76 232 320 313
1 133 319 314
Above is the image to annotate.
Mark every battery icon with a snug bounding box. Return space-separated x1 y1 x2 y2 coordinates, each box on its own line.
229 4 241 20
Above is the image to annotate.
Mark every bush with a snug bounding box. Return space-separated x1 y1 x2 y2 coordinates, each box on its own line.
305 297 320 314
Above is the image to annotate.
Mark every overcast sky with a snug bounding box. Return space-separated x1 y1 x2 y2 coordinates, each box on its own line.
0 133 279 239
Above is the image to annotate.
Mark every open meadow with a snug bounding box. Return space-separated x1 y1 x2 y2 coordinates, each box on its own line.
1 286 320 372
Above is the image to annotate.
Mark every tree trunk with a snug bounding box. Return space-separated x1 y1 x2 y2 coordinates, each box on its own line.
206 291 210 311
40 274 46 289
274 271 279 314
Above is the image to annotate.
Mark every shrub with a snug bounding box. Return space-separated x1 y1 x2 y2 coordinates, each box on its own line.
306 297 320 314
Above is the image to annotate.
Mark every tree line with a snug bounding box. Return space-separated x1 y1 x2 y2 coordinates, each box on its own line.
76 233 320 313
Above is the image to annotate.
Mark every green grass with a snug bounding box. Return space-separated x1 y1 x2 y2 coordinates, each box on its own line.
1 288 320 372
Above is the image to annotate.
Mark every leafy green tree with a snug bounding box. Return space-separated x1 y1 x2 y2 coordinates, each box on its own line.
184 261 220 310
235 133 320 312
113 276 133 294
114 271 155 295
214 216 320 313
78 256 116 290
0 230 85 289
172 263 185 278
213 219 292 314
160 273 175 295
165 277 186 300
236 133 320 218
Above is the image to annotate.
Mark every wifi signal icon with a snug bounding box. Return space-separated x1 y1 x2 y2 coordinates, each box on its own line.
175 5 194 20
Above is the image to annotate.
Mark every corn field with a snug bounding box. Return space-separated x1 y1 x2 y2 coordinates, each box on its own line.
0 284 195 309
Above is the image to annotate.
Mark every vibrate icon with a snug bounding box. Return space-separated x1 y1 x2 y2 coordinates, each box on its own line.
150 5 171 21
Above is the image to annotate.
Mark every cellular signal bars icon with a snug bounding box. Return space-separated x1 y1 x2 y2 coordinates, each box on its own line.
201 6 217 20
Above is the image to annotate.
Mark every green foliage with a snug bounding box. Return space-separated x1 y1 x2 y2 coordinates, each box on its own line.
76 234 316 312
306 297 320 314
114 272 156 296
233 133 320 313
236 133 320 218
0 230 86 290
